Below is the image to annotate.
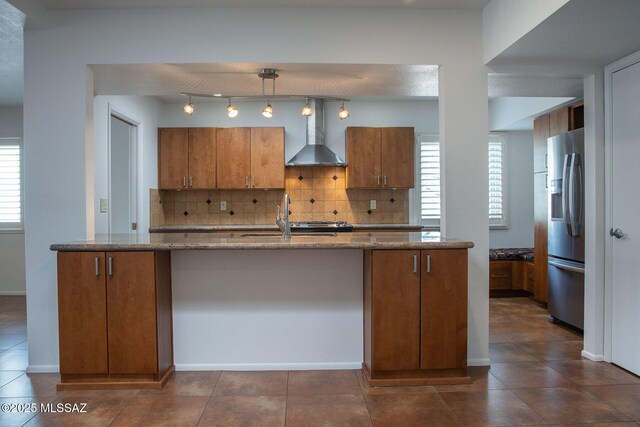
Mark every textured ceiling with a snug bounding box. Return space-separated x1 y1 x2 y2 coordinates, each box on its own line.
0 0 23 106
38 0 490 10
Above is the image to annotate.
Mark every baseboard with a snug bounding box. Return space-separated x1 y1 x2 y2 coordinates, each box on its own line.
581 350 605 361
0 291 26 296
467 358 491 366
27 365 59 373
174 362 363 371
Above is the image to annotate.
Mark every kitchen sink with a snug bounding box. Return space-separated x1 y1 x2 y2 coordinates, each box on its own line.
239 232 337 238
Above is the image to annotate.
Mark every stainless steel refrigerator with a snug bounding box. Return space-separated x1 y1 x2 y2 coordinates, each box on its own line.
547 128 585 330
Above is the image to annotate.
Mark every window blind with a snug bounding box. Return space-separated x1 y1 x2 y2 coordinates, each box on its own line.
0 143 22 224
420 141 440 221
488 136 505 226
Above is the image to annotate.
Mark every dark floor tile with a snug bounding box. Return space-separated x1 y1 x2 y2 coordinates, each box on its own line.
25 395 130 427
355 369 437 395
583 384 640 421
0 397 55 427
518 341 584 361
0 335 26 350
138 371 221 397
213 371 287 396
364 393 458 427
111 395 208 427
549 361 640 386
288 370 361 396
287 394 372 427
490 343 540 363
490 362 575 389
514 387 631 424
440 389 546 426
0 373 60 398
0 350 29 371
198 395 286 427
436 366 506 392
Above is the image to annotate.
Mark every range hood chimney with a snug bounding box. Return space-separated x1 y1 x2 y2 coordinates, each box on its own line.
286 98 346 166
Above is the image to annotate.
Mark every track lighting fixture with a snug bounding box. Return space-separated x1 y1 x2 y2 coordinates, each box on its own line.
226 99 238 118
338 101 350 120
182 96 194 115
262 100 273 118
301 98 312 116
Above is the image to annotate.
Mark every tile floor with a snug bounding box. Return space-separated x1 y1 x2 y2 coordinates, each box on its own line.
0 296 638 426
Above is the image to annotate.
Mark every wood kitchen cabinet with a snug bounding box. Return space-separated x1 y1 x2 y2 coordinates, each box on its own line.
364 249 469 386
216 127 284 189
346 127 414 189
57 251 173 389
158 128 216 189
534 172 549 303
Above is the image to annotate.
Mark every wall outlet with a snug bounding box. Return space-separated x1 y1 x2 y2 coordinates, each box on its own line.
100 198 108 213
370 200 377 210
220 201 227 211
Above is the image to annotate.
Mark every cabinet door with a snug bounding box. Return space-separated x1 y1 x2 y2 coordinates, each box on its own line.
549 107 570 137
489 261 513 290
346 127 381 189
533 115 550 173
188 128 216 189
381 127 414 188
106 252 158 374
57 252 108 375
158 128 189 189
251 127 285 189
371 250 421 371
217 128 251 189
533 172 548 302
421 249 467 370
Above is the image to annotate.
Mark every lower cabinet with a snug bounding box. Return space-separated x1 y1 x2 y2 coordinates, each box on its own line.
363 249 469 386
57 251 174 389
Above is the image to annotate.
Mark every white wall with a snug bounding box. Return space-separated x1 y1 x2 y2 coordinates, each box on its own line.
0 106 26 295
23 7 489 371
489 131 534 249
93 96 162 235
161 100 439 161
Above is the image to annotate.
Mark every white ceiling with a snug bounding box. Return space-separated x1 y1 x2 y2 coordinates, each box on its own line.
0 0 23 106
38 0 490 10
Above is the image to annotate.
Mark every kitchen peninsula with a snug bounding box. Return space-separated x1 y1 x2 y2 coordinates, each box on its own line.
51 232 473 389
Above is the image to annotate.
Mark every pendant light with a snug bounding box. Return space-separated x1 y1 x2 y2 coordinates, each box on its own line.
338 100 350 120
301 98 312 116
182 96 194 115
226 99 238 118
262 99 273 118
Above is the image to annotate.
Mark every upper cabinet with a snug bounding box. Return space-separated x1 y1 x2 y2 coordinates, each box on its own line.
533 102 584 174
159 127 284 190
216 127 285 190
345 127 415 189
158 128 216 190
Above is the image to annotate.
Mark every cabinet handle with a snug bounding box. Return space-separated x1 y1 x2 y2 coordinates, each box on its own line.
183 177 186 188
383 176 387 186
545 153 548 169
491 274 509 278
108 257 113 276
189 177 193 187
545 173 548 189
376 176 380 186
252 176 255 188
245 176 249 188
95 257 100 276
413 254 418 273
426 254 431 273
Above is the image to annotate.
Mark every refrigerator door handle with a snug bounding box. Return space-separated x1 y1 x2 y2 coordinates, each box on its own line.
562 154 573 236
549 258 585 274
569 153 583 236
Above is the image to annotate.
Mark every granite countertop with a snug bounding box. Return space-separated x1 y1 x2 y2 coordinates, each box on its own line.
489 248 535 261
149 224 424 233
50 231 474 252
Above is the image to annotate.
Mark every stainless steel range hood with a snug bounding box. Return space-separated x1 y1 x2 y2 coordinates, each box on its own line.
286 99 346 166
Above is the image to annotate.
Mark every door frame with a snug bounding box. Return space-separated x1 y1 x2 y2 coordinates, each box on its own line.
107 104 140 235
603 49 640 362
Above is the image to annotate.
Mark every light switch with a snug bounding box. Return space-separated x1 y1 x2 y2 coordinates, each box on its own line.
220 201 227 211
370 200 376 210
100 198 108 213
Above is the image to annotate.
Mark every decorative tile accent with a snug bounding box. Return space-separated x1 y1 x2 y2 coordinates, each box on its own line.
332 175 338 180
206 199 212 205
252 199 258 204
298 176 304 181
390 198 395 203
183 211 189 216
288 210 292 216
310 198 315 204
333 210 338 215
229 211 235 216
367 209 372 215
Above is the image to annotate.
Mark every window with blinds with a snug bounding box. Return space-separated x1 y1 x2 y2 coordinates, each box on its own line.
0 140 22 228
418 136 441 225
488 135 507 227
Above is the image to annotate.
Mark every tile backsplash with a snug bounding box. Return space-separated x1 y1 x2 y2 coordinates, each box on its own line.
150 167 409 226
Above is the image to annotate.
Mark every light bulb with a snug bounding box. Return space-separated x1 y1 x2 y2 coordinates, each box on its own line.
227 104 238 118
183 102 194 115
301 103 312 117
262 102 273 118
338 102 350 120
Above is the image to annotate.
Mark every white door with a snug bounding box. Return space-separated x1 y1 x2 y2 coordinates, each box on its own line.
109 115 137 234
610 60 640 376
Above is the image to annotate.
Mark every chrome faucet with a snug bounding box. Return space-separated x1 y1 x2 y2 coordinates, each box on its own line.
275 193 291 239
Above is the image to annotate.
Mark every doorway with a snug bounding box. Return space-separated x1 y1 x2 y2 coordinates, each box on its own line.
109 112 138 234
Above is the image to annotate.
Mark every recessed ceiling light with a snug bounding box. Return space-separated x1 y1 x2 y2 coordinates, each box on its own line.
213 94 222 97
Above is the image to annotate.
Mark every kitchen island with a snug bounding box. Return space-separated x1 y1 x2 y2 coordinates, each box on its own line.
51 232 473 389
